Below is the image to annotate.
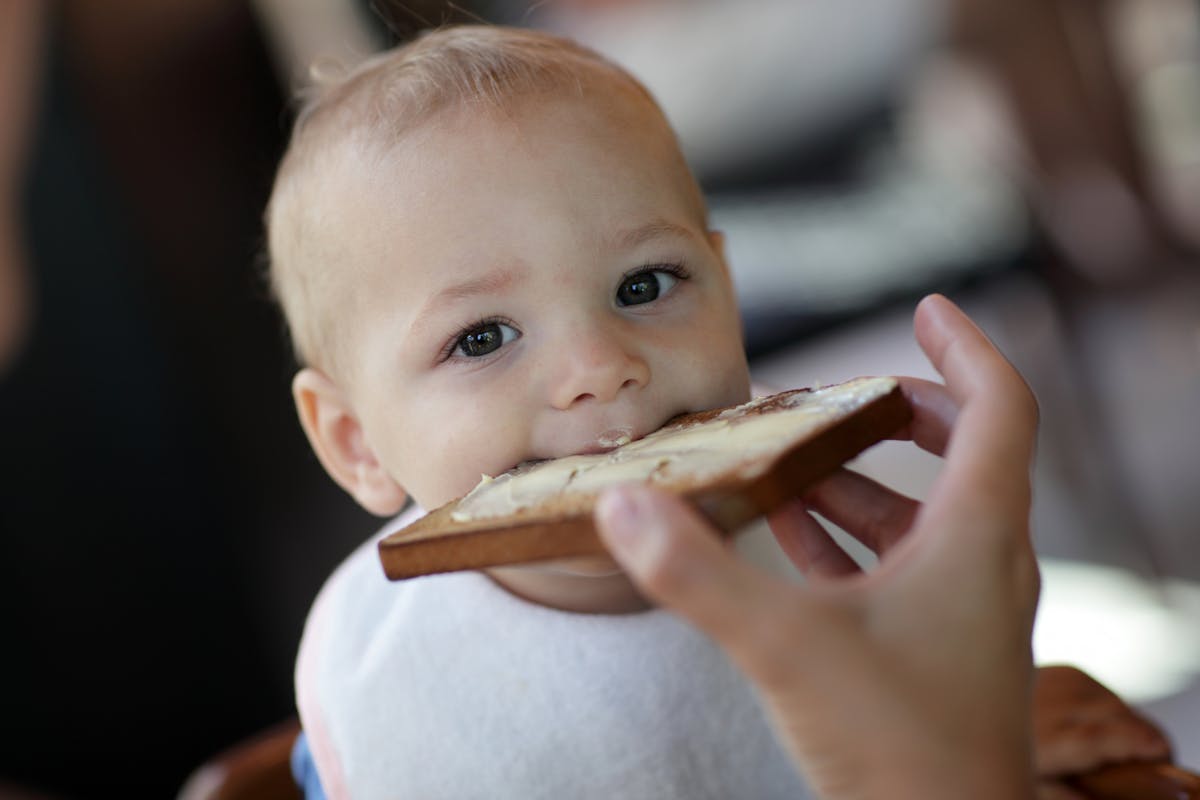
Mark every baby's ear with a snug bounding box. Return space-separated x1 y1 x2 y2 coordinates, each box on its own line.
292 368 407 516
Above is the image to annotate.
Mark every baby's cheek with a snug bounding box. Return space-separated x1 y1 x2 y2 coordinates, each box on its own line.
704 353 752 406
430 428 482 482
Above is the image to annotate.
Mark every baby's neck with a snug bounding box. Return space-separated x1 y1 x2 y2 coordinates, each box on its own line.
485 563 652 614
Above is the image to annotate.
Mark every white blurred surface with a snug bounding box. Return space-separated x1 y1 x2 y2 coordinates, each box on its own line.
1034 560 1200 704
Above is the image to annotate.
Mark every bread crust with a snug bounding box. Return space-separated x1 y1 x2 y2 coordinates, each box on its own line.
378 378 911 580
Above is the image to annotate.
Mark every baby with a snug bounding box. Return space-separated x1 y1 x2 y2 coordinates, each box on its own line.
266 25 1169 799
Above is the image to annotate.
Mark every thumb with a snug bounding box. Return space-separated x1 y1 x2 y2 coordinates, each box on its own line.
595 485 789 649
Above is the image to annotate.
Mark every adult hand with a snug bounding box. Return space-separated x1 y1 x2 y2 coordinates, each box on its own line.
595 294 1041 800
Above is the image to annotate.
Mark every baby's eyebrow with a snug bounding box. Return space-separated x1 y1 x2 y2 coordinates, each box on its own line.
433 269 519 303
612 219 697 250
410 267 522 336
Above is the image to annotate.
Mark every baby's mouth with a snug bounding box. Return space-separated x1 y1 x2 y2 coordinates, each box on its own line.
505 427 642 475
509 458 550 474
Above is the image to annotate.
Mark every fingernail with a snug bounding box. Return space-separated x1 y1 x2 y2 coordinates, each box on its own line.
596 486 644 555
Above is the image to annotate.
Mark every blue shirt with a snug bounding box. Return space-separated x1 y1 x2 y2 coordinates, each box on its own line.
290 731 327 800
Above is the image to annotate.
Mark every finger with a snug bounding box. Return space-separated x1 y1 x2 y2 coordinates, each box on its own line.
914 294 1028 410
766 498 861 578
890 377 958 457
596 485 798 649
802 469 919 557
898 296 1041 624
912 294 1039 528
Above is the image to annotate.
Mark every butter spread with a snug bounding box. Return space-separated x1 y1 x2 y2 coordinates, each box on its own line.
449 377 896 522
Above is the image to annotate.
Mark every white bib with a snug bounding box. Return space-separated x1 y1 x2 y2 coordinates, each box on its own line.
296 508 812 799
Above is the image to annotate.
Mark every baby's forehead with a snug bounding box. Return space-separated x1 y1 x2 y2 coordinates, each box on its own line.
304 84 699 220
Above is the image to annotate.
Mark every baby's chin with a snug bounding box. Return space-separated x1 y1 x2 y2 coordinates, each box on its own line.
485 555 650 614
533 554 626 578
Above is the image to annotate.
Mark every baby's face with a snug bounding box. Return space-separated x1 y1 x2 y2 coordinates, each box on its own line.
329 91 750 508
317 90 750 609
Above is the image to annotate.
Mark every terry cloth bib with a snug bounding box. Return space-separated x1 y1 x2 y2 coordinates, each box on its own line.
296 507 813 799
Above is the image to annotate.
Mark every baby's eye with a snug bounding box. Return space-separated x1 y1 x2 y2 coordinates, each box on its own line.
615 268 681 307
452 321 520 358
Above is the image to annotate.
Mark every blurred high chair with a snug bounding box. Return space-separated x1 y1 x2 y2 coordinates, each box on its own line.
177 716 1200 800
177 718 302 800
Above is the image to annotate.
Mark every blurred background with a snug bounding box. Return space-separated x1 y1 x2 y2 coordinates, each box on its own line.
1 0 1197 796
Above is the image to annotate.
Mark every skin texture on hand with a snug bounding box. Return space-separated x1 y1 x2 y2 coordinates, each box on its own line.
596 294 1041 800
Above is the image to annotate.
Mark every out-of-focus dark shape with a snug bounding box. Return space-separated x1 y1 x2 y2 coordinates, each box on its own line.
0 1 372 796
949 0 1194 285
0 2 43 375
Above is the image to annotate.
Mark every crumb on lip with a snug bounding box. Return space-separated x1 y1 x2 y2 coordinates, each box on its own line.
597 427 635 449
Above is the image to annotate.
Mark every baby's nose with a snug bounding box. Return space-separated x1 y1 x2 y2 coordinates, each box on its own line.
550 326 649 409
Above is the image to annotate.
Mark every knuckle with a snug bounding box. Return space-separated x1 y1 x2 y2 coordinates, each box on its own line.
861 500 917 551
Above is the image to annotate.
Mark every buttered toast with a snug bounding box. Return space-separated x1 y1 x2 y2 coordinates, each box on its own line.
378 377 910 580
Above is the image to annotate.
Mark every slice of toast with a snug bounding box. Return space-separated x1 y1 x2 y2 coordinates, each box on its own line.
378 377 911 580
